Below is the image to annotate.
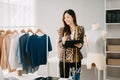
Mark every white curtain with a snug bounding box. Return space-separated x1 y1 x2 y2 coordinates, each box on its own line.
0 0 35 26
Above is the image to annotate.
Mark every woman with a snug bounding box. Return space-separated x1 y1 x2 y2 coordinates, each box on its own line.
57 9 85 78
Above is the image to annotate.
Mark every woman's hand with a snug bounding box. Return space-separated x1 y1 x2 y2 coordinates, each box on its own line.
62 32 67 44
74 43 82 48
62 36 67 44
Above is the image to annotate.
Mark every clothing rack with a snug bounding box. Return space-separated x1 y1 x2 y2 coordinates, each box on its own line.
0 26 36 28
0 26 49 77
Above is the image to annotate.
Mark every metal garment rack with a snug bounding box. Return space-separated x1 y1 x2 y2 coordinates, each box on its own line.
0 26 49 77
0 26 36 28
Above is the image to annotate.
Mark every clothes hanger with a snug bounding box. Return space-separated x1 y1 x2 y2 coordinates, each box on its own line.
21 29 26 33
5 30 13 35
0 30 5 35
27 29 34 34
35 28 44 34
0 30 5 32
13 30 18 34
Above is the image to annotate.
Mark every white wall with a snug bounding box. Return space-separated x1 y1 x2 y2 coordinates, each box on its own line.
35 0 105 58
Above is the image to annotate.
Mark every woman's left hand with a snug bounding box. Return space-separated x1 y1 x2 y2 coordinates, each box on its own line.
74 43 82 48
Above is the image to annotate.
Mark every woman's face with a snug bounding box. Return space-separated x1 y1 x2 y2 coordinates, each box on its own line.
64 13 74 25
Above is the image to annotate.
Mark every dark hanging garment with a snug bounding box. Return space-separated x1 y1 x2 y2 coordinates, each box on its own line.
18 33 38 74
26 34 52 68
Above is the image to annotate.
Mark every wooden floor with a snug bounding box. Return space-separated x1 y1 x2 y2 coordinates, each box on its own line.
2 65 120 80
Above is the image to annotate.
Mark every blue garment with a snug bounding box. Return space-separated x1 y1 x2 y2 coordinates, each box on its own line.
18 33 30 67
26 34 52 68
18 33 38 74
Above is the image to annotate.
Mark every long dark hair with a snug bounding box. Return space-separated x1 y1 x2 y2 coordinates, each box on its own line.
62 9 78 36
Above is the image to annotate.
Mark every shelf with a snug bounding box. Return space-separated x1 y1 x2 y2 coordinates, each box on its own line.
107 65 120 68
106 51 120 53
106 23 120 25
105 0 120 79
106 7 120 11
106 8 120 11
106 37 120 39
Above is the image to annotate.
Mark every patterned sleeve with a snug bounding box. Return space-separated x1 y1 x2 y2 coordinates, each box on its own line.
79 26 85 39
57 27 65 61
78 26 85 49
57 27 64 48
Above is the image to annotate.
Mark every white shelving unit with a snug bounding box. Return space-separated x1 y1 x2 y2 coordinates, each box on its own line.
105 0 120 80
